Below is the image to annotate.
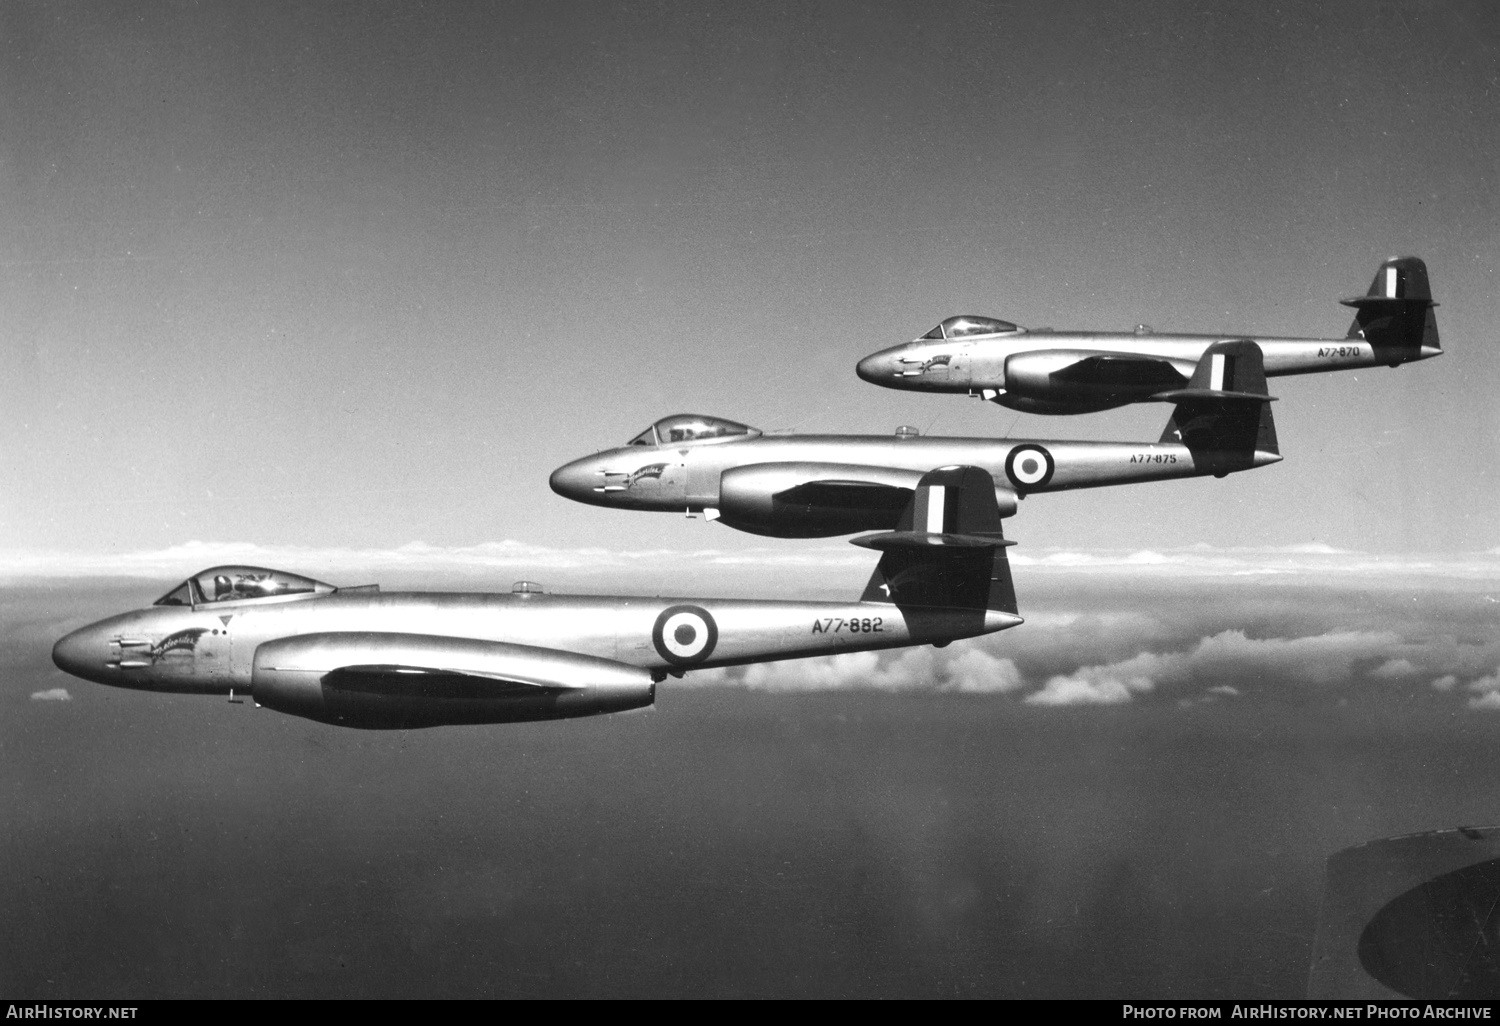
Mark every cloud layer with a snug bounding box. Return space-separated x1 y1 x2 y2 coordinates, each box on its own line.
0 539 865 579
6 541 1500 587
687 579 1500 713
727 646 1024 694
1022 629 1397 706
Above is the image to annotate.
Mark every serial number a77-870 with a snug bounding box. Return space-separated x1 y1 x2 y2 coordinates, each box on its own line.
812 617 883 634
1317 345 1365 358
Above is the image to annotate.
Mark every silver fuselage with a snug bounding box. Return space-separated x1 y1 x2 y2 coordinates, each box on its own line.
56 589 1020 696
550 432 1280 514
855 330 1440 412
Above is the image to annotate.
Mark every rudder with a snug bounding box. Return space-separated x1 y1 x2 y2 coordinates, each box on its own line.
852 466 1019 622
1342 256 1439 357
1154 340 1279 475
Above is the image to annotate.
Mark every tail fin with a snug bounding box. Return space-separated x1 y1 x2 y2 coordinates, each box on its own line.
852 466 1019 636
1154 340 1279 476
1341 256 1440 357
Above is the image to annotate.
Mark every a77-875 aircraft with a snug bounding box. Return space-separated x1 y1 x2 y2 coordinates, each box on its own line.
854 256 1441 415
551 340 1279 538
53 468 1021 730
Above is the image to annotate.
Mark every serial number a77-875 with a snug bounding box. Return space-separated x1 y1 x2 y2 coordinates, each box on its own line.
812 617 883 634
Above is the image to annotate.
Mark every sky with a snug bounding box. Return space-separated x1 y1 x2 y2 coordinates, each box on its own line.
4 0 1500 1000
2 0 1498 562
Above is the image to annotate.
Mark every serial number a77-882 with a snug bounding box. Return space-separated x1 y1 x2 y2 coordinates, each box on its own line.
812 617 883 634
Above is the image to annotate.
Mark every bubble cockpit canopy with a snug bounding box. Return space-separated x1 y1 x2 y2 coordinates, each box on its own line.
626 414 762 448
154 566 336 607
919 315 1021 341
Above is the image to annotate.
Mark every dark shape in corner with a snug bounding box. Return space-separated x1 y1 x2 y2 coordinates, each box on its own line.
1309 826 1500 999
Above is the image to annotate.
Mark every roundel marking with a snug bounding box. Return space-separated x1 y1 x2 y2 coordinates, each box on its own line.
652 604 719 666
1005 444 1055 490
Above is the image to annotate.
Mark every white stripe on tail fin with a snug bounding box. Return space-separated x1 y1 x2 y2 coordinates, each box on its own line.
1209 353 1226 392
924 485 945 534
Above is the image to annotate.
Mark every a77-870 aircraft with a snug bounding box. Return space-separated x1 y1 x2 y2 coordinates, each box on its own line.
854 256 1441 415
551 340 1279 538
53 468 1021 730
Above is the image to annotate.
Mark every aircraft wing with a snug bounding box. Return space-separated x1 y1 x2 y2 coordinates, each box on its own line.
1048 353 1196 388
771 477 916 512
323 665 584 697
255 632 654 693
252 632 658 728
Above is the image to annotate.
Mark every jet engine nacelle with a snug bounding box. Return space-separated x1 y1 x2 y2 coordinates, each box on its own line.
716 462 1017 538
252 632 655 729
1001 350 1194 413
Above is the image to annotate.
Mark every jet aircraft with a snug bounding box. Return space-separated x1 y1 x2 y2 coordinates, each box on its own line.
551 340 1279 538
53 468 1021 729
855 256 1441 415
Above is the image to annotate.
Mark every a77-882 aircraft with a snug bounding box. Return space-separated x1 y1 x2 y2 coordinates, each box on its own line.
53 468 1021 730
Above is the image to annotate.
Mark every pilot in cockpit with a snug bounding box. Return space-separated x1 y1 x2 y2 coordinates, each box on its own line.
918 315 1020 341
625 415 761 448
154 566 334 606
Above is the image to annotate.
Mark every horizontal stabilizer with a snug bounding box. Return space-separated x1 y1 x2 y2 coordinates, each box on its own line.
1340 294 1436 312
1150 388 1276 403
852 531 1015 550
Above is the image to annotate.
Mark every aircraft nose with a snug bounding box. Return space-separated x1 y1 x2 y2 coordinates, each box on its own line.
549 458 596 501
53 626 107 683
856 348 899 384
